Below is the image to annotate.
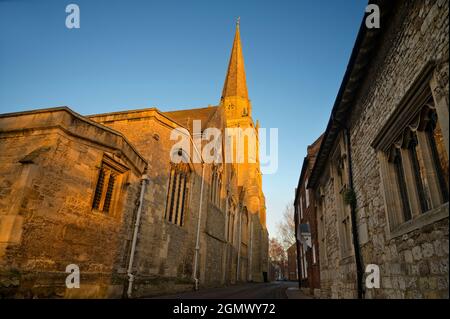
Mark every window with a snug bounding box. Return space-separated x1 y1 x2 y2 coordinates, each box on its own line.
305 179 310 208
226 202 235 243
317 201 327 266
228 211 235 243
299 196 303 219
210 166 222 208
373 65 449 236
407 132 432 213
92 155 127 215
241 208 249 244
312 244 317 264
426 111 449 201
165 163 190 226
392 148 412 221
332 138 352 257
301 245 308 279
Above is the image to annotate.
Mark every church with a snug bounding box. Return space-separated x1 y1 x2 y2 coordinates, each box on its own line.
0 22 268 298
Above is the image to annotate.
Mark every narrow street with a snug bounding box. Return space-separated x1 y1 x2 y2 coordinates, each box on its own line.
150 281 310 299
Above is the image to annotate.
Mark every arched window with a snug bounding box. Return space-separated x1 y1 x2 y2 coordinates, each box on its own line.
241 208 249 245
210 165 222 208
165 162 190 226
227 202 236 243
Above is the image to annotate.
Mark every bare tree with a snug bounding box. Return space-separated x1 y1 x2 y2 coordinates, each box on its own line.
276 201 296 251
269 237 287 263
268 237 287 280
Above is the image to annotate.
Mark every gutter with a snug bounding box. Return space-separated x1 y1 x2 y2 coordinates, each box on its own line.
126 172 150 298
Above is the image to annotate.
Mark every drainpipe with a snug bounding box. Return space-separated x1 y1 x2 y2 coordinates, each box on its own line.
193 162 205 290
187 129 206 291
344 127 364 299
126 172 149 298
294 203 302 289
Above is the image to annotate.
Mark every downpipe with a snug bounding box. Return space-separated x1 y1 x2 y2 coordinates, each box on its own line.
344 127 365 299
126 173 149 298
193 163 205 290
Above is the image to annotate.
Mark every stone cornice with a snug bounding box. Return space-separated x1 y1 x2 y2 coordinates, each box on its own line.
0 106 147 174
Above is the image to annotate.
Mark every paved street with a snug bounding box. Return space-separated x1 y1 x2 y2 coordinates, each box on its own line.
150 281 310 299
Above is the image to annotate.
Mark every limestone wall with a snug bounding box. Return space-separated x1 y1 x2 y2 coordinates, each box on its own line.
348 0 449 299
0 109 144 298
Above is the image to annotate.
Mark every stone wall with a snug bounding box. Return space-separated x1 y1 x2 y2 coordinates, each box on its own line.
313 0 448 299
317 170 358 299
0 109 145 298
348 0 449 299
89 107 268 296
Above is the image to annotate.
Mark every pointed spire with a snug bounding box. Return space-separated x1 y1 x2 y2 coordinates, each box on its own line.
221 18 249 101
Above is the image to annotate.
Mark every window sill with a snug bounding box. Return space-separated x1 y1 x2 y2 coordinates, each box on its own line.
388 202 449 240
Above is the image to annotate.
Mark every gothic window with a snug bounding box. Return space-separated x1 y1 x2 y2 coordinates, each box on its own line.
373 66 449 236
210 165 222 208
92 155 127 215
227 203 235 244
241 208 249 245
165 163 190 226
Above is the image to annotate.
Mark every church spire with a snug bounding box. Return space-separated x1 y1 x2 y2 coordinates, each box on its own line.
221 18 249 102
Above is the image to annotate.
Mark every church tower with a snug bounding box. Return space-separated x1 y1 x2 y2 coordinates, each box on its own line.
220 19 266 229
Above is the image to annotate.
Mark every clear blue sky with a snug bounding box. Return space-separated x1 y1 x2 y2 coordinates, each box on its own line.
0 0 367 237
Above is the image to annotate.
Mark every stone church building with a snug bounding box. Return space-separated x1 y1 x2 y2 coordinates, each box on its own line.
0 23 268 298
302 0 448 298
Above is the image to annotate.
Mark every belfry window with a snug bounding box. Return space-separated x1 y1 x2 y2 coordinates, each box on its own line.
165 163 190 226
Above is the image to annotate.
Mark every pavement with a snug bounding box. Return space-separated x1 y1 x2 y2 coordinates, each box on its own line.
149 281 313 299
